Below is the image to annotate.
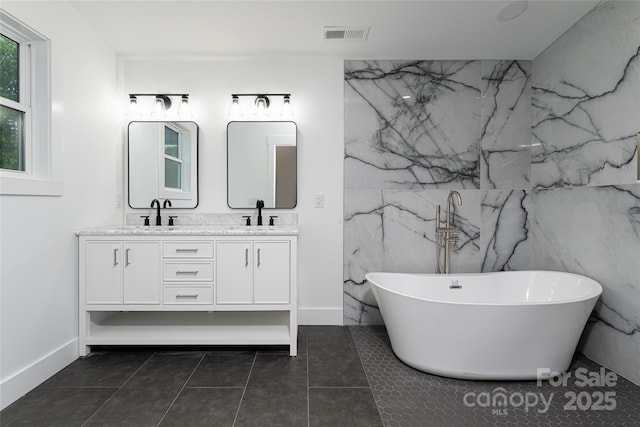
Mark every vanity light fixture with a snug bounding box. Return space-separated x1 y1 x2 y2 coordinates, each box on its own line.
228 93 294 120
127 93 191 119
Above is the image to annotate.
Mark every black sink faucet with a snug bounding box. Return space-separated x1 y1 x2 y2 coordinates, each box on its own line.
163 199 172 209
151 199 162 226
256 199 265 226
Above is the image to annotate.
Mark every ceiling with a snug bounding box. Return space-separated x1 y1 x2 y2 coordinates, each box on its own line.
70 0 599 59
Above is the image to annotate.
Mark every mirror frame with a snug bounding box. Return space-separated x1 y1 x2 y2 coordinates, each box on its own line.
127 121 199 209
226 121 297 209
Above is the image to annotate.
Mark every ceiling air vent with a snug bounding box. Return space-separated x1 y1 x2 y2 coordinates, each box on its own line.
322 26 370 41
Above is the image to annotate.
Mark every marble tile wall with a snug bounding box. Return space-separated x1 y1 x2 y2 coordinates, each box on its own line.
531 1 639 189
529 1 640 384
344 59 532 324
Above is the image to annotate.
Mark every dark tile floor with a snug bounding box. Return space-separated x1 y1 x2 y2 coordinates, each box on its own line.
0 327 382 427
352 326 640 426
2 326 639 426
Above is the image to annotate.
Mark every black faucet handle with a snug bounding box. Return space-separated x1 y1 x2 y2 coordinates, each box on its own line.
268 215 278 226
168 216 177 226
140 216 150 226
242 215 252 226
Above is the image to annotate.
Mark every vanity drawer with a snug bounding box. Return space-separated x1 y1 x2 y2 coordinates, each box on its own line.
163 241 214 259
163 286 213 304
163 262 214 282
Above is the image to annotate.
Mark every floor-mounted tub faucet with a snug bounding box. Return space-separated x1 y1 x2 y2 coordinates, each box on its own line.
435 191 463 274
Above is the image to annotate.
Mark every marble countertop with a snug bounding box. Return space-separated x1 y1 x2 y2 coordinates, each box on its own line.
76 225 299 236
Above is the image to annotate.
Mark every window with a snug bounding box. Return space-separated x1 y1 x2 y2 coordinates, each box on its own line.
164 125 182 190
158 122 193 201
0 32 29 172
0 11 55 196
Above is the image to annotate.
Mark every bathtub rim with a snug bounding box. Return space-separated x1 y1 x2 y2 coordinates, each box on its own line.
365 270 603 307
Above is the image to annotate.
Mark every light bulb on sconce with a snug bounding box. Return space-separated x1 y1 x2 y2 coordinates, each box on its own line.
127 95 142 118
254 95 270 119
228 95 242 119
281 94 294 119
151 95 170 118
178 95 192 118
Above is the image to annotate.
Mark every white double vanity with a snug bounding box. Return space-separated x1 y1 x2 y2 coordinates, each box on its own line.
77 226 298 356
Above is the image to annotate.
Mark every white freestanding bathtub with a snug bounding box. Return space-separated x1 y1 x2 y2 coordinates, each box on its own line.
366 271 602 380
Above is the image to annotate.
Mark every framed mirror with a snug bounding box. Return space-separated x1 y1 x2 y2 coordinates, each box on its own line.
227 121 297 208
128 121 198 208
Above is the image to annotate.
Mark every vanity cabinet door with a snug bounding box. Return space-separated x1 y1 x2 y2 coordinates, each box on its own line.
216 241 253 304
123 241 160 304
85 241 123 304
254 241 290 304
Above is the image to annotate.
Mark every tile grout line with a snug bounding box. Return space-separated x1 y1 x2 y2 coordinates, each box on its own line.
80 351 157 427
231 351 257 427
155 353 206 426
349 326 385 427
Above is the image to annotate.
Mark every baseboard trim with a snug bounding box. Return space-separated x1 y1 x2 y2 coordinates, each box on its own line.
298 307 343 325
1 338 78 410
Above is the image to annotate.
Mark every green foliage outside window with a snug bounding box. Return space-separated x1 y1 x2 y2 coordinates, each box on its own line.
0 33 24 171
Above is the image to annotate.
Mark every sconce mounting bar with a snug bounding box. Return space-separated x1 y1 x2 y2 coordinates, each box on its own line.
231 93 290 97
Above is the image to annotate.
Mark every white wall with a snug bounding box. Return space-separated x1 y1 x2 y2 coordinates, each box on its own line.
0 1 119 409
122 58 345 324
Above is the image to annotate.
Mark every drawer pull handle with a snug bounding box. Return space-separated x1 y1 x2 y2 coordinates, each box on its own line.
114 248 119 266
125 248 131 266
176 294 199 299
175 248 199 253
245 248 249 267
257 248 261 267
176 270 199 275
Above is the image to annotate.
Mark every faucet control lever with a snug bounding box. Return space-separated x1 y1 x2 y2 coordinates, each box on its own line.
242 215 252 226
168 216 177 226
140 216 150 226
269 215 278 226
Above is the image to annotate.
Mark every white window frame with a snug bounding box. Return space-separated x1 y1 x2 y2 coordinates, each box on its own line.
0 10 58 196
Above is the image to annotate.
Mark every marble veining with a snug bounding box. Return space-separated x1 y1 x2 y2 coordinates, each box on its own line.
530 184 640 383
344 189 480 324
480 190 531 272
531 1 640 189
345 60 481 190
480 60 531 189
